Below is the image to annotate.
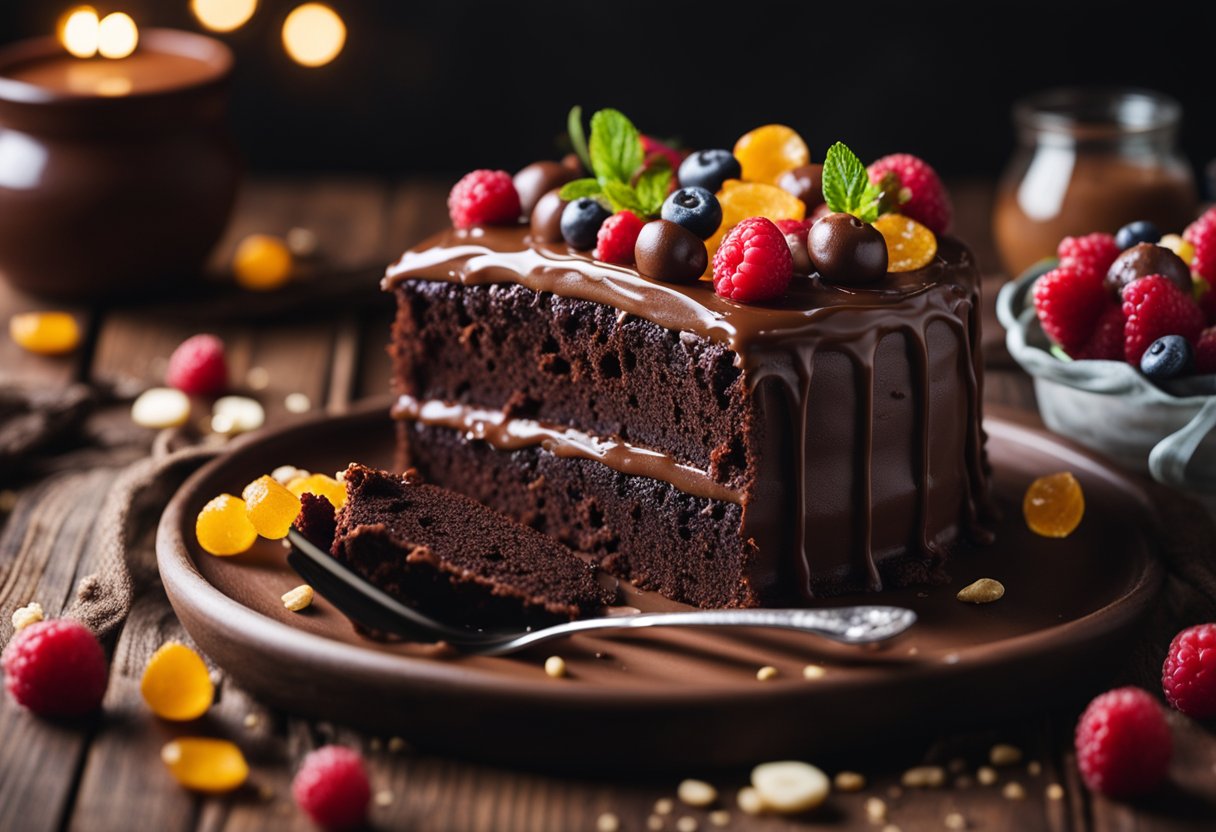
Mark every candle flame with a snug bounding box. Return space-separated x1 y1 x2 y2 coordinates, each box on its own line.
191 0 258 33
58 8 138 60
282 3 346 68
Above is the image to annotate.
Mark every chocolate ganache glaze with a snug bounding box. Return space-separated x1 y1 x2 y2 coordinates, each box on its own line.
383 225 991 604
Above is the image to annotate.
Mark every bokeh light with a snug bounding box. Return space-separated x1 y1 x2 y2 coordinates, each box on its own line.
282 4 346 68
97 12 138 60
59 7 100 58
190 0 258 33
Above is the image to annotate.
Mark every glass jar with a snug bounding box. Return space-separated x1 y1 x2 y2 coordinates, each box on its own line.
993 88 1197 276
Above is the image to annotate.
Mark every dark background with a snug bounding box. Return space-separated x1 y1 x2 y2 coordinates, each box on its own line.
3 1 1216 185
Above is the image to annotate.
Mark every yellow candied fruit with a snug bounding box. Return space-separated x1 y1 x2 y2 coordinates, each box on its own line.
241 475 302 539
733 124 810 186
1158 233 1195 267
233 233 293 291
161 738 249 793
141 642 214 721
287 473 346 509
874 214 938 272
9 312 81 356
1023 471 1085 538
195 494 258 556
706 180 806 263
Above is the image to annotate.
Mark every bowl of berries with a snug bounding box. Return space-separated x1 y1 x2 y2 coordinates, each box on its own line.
997 215 1216 493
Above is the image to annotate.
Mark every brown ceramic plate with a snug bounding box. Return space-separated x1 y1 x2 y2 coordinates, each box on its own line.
157 399 1162 772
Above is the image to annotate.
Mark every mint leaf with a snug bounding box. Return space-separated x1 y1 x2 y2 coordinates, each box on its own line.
635 158 672 216
602 180 645 215
589 108 643 186
567 106 592 173
559 178 602 201
822 141 883 222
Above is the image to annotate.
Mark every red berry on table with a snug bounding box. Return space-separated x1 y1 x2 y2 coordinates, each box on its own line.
1057 232 1120 282
1196 327 1216 374
1032 265 1109 354
166 333 228 397
1075 686 1171 798
1183 207 1216 282
1162 623 1216 718
866 153 951 235
641 135 684 173
2 619 108 717
1073 303 1126 361
712 216 794 303
292 745 371 830
447 169 521 229
593 210 645 265
1121 274 1205 365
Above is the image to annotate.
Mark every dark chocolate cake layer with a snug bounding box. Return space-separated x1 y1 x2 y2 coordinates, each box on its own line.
331 464 614 626
384 227 990 606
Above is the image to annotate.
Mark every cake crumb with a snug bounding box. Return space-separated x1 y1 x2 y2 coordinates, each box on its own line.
675 817 698 832
11 601 44 631
544 656 567 678
756 665 778 681
865 796 887 822
388 736 407 753
901 766 945 788
374 789 393 807
834 771 866 792
802 664 826 680
1046 783 1064 800
1027 760 1042 777
596 812 621 832
243 713 259 729
708 810 730 827
654 797 675 815
737 787 765 816
646 815 664 831
957 578 1005 604
677 779 718 807
281 584 314 612
977 766 998 786
1003 781 1026 800
990 743 1022 766
945 812 967 829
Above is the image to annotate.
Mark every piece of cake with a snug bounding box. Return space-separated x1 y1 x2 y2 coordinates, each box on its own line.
382 116 990 608
328 464 614 626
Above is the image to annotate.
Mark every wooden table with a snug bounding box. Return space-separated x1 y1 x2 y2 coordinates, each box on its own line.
1 180 1213 832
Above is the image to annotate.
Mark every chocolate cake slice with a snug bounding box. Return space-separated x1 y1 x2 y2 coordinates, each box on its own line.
329 464 614 627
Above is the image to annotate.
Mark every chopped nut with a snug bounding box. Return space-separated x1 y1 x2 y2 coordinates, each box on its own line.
945 812 966 830
11 601 44 631
1003 781 1026 800
646 815 664 831
976 766 998 786
751 761 829 814
957 578 1005 604
1027 760 1042 777
802 664 826 680
865 796 887 822
834 771 866 792
677 779 718 807
756 665 778 681
243 713 260 729
1046 783 1064 800
675 818 698 832
989 743 1022 766
708 810 730 827
596 813 621 832
544 656 567 678
284 392 312 414
281 584 314 612
654 797 674 815
388 736 406 753
900 765 945 788
212 396 266 435
374 789 393 807
736 787 765 815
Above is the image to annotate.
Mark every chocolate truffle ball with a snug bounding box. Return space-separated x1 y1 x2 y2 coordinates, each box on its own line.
529 189 566 243
809 213 888 285
635 220 708 284
1105 242 1193 297
514 161 579 218
778 164 825 210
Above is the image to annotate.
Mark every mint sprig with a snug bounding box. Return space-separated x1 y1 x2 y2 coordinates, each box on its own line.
559 106 671 218
822 141 886 223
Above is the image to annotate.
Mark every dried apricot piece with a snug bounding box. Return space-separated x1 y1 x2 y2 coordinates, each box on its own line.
242 475 302 539
707 180 806 263
874 214 938 272
195 494 258 556
9 312 80 355
733 125 810 186
287 473 346 509
161 738 249 793
141 642 214 721
233 233 293 291
1023 472 1084 537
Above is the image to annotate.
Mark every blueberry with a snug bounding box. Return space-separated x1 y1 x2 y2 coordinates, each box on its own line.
1140 334 1193 380
678 149 741 193
1115 220 1161 250
660 187 722 240
560 197 611 250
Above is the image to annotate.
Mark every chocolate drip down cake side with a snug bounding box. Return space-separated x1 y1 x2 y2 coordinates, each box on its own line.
380 116 991 609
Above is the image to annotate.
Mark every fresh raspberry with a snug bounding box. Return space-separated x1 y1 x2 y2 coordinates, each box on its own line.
641 135 684 173
292 745 371 830
1196 327 1216 375
867 154 951 235
1032 265 1109 354
1183 207 1216 282
447 170 521 229
1121 275 1206 365
2 619 108 717
1075 687 1171 797
1198 280 1216 326
1073 303 1126 361
775 218 814 241
166 333 228 396
1057 233 1120 283
1162 623 1216 718
712 217 794 304
593 210 644 264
